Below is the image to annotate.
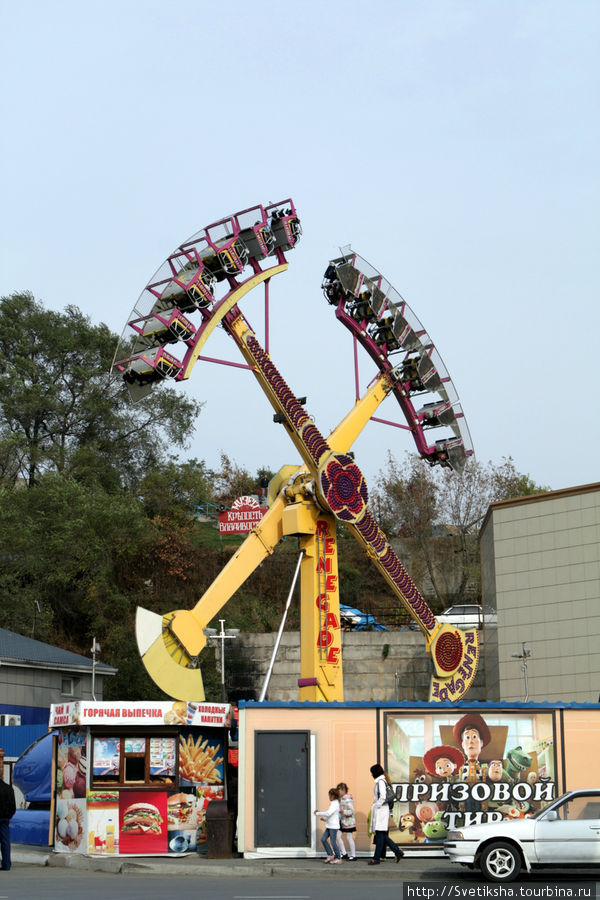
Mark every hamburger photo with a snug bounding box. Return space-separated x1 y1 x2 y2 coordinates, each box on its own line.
122 801 163 835
167 792 195 827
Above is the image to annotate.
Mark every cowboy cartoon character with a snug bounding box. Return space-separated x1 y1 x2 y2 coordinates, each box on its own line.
452 712 492 812
453 712 491 784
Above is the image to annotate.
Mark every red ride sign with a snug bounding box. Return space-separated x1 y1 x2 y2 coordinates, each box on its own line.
218 496 266 534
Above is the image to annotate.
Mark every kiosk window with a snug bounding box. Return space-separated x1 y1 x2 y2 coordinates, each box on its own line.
92 734 177 787
92 737 121 779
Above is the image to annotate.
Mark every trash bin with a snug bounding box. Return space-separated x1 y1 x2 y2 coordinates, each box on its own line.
205 799 235 859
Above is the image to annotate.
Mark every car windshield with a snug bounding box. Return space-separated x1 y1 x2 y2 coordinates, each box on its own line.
444 606 478 614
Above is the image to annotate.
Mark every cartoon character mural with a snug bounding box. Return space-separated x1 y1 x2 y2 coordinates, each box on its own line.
384 710 556 847
505 746 533 782
423 745 464 783
422 812 448 843
398 812 417 838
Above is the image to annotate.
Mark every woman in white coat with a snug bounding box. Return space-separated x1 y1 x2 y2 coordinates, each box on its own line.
368 764 404 865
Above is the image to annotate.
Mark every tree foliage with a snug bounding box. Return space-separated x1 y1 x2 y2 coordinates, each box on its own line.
0 474 151 642
212 453 274 508
0 292 202 489
139 457 214 523
373 453 549 608
0 292 207 697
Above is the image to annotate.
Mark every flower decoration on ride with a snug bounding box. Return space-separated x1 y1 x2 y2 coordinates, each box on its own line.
319 453 369 523
434 629 464 673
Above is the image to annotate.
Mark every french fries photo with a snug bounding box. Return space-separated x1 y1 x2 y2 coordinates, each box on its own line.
178 734 224 784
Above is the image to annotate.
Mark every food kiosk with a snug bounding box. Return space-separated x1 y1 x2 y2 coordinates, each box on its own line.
49 700 231 856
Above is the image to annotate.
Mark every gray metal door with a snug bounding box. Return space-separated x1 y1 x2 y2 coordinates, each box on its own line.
255 730 310 847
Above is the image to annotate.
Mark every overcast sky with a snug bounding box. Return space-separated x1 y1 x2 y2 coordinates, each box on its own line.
1 1 598 494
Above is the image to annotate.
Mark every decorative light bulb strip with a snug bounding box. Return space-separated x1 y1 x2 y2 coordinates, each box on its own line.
241 328 437 635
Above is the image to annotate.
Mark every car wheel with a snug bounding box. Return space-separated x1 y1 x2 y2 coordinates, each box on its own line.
480 841 521 883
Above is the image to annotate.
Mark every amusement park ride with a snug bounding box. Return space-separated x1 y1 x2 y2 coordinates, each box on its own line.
112 200 478 705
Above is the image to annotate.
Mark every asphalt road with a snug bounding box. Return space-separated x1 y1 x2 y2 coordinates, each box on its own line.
0 870 406 900
0 861 598 900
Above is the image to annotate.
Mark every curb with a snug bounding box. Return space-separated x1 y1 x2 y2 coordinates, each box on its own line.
11 846 423 878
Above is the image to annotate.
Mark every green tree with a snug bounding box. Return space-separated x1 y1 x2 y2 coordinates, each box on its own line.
0 473 151 635
0 292 210 697
0 292 202 489
139 457 215 522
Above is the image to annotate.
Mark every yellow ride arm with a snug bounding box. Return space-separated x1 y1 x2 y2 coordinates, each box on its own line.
168 367 396 656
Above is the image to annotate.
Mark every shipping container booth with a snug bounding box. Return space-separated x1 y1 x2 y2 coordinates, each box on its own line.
49 701 231 856
238 700 600 858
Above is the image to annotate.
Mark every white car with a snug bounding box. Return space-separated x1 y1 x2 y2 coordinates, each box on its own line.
444 790 600 882
436 604 497 629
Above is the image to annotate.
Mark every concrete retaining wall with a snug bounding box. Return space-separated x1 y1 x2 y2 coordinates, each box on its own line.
224 630 490 702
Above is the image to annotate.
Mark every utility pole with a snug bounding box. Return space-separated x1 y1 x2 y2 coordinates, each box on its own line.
91 637 101 700
203 620 239 701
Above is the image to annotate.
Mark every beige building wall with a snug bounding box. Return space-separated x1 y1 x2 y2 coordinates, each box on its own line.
481 483 600 702
239 705 378 856
561 708 600 789
238 703 600 858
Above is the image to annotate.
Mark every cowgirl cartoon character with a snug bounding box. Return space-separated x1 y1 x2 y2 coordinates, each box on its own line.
423 745 464 782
